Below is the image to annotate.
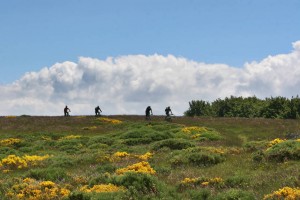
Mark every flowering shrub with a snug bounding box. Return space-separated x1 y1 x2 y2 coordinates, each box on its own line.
111 152 153 162
0 154 51 170
5 178 70 199
179 176 224 189
80 183 125 193
268 138 286 147
182 126 207 134
181 177 198 184
263 187 300 200
59 135 82 140
72 175 89 185
116 161 156 175
98 117 122 124
265 140 300 162
138 152 153 160
113 151 130 158
181 126 221 141
0 138 22 146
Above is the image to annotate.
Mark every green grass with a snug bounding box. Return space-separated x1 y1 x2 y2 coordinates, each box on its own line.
0 115 300 199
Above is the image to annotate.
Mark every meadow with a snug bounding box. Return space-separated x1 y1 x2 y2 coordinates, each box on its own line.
0 115 300 199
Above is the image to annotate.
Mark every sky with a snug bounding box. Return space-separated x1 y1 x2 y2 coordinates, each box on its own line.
0 0 300 116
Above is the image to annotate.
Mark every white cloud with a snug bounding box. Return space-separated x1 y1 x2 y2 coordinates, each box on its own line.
1 41 300 116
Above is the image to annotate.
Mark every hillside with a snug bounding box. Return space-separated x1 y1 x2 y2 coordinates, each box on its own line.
0 115 300 199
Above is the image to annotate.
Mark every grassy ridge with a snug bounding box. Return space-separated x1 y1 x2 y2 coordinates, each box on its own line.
0 115 300 199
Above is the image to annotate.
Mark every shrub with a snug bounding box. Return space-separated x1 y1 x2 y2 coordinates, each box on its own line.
244 141 268 152
169 148 225 167
87 136 114 146
112 172 159 196
68 192 91 200
5 178 70 199
123 138 152 145
25 167 69 181
96 163 116 174
263 187 300 200
88 173 111 186
211 189 255 200
252 150 265 162
120 128 174 146
265 140 300 162
187 152 224 167
225 174 249 188
188 189 211 200
55 140 83 154
151 139 194 151
115 161 156 175
49 155 76 168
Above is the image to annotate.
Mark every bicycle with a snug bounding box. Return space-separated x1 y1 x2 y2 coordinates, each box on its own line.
165 114 174 122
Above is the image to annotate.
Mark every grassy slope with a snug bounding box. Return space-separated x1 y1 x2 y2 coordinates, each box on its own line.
0 115 300 199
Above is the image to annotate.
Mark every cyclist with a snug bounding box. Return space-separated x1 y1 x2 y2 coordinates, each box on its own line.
165 106 173 121
95 106 102 116
145 106 153 120
64 106 71 116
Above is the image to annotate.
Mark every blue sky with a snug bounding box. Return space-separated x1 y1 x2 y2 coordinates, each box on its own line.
1 1 300 115
1 0 300 84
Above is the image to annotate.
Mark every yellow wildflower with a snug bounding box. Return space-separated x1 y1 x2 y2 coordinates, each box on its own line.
98 117 122 124
0 154 51 170
268 138 285 147
40 181 56 188
264 187 300 200
60 135 81 140
201 181 209 187
209 177 223 183
181 178 198 184
182 126 207 134
113 151 130 158
0 138 21 146
138 152 153 160
81 183 125 193
116 161 156 175
5 178 70 199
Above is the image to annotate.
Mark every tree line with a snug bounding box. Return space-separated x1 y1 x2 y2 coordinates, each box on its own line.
184 96 300 119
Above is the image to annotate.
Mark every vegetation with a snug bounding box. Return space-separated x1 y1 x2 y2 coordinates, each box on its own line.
0 115 300 199
185 95 300 119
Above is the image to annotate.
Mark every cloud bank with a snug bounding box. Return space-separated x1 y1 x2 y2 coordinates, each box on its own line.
1 41 300 116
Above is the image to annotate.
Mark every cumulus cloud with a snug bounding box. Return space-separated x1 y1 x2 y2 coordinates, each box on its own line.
1 41 300 116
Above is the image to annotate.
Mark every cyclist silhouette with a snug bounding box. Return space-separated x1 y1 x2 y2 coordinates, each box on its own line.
64 106 71 116
165 106 173 121
95 106 102 116
145 106 153 120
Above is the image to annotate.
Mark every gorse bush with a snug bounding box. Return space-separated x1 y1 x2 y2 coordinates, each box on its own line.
187 152 225 167
5 178 70 199
211 189 256 200
182 126 222 141
151 138 194 151
119 125 175 146
112 172 160 197
263 187 300 200
244 140 269 152
265 140 300 162
169 147 225 167
26 167 69 182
